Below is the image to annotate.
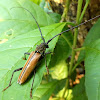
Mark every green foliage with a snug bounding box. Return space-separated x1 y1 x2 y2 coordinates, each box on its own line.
48 13 61 23
85 39 100 100
30 0 42 5
33 81 58 100
49 31 73 80
72 77 88 100
51 77 88 100
0 0 66 99
78 19 100 100
0 0 100 100
78 19 100 62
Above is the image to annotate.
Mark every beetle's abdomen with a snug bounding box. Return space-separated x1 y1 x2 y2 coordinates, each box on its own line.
17 51 41 84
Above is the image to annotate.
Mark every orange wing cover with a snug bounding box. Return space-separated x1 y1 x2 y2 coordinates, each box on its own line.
17 51 41 84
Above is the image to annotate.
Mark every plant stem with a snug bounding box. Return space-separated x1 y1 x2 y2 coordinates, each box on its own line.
60 0 70 22
62 0 83 98
79 0 90 23
62 0 87 98
68 28 77 76
62 78 69 98
71 60 82 73
76 0 83 23
69 0 83 77
74 47 85 51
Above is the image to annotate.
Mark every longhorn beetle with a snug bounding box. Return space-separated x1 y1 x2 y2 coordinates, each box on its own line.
2 7 100 98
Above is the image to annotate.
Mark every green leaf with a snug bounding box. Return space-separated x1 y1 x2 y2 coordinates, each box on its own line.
0 22 66 100
72 77 88 100
49 29 73 80
50 60 68 80
51 78 87 100
0 0 66 99
85 39 100 100
0 0 55 82
0 0 54 40
48 13 61 23
54 87 72 100
30 0 42 5
33 79 67 100
78 19 100 62
33 81 57 100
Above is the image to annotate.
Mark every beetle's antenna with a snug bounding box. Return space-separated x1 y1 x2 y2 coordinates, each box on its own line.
10 7 45 43
47 15 100 44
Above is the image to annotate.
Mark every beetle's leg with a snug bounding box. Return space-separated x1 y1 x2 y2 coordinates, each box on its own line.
30 70 36 98
2 67 23 91
23 52 30 60
44 52 53 74
44 55 49 74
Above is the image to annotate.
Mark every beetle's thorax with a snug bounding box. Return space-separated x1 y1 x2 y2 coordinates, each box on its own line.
35 43 49 54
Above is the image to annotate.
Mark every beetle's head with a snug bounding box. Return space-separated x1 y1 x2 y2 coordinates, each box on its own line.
35 43 49 54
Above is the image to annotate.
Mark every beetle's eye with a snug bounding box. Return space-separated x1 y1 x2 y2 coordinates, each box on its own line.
35 51 40 53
